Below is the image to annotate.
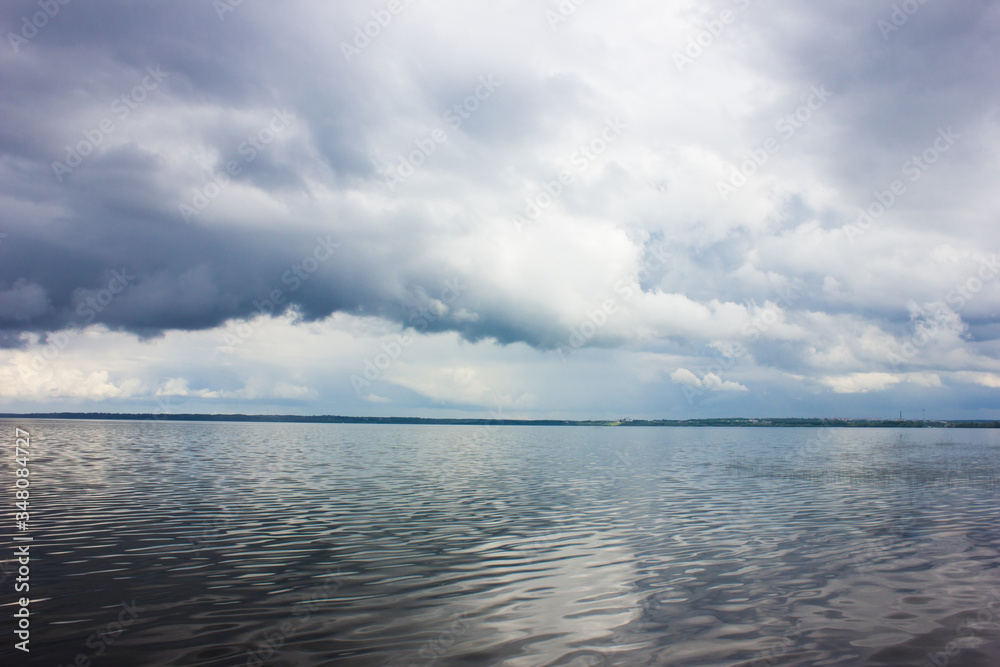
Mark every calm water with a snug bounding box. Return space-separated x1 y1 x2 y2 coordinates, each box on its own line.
2 420 1000 666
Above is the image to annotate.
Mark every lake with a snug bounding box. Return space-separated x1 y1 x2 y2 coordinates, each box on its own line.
2 419 999 666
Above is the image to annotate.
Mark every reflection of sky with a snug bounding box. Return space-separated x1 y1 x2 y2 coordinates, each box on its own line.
10 420 1000 665
446 529 644 666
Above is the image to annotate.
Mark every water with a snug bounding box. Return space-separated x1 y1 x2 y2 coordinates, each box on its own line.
2 420 999 666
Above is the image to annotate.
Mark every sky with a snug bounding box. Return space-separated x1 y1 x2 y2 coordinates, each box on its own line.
1 0 999 419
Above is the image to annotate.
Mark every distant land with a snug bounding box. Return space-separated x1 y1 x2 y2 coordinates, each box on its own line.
2 414 999 428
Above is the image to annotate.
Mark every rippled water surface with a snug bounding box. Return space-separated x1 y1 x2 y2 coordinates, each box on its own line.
2 420 1000 666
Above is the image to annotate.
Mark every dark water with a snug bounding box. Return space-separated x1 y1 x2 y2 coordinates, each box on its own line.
2 420 1000 666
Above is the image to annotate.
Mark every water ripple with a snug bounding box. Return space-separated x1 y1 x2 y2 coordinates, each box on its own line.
1 421 998 665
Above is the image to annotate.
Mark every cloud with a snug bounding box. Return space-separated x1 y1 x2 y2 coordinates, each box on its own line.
951 371 1000 389
156 377 194 397
670 368 748 392
1 0 999 417
0 280 50 322
819 372 943 394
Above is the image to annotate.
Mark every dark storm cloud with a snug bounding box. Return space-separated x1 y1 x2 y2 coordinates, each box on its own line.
730 0 1000 192
0 0 606 351
1 0 997 359
0 1 461 341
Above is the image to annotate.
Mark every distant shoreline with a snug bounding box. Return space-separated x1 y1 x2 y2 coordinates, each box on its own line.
1 414 998 428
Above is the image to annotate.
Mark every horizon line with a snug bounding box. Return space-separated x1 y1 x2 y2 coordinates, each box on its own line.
2 413 999 427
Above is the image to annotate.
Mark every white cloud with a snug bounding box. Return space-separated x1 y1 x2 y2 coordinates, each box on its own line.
820 372 943 394
951 371 1000 388
670 368 748 392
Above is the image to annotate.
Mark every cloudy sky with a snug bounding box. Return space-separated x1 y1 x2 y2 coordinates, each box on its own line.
1 0 998 419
